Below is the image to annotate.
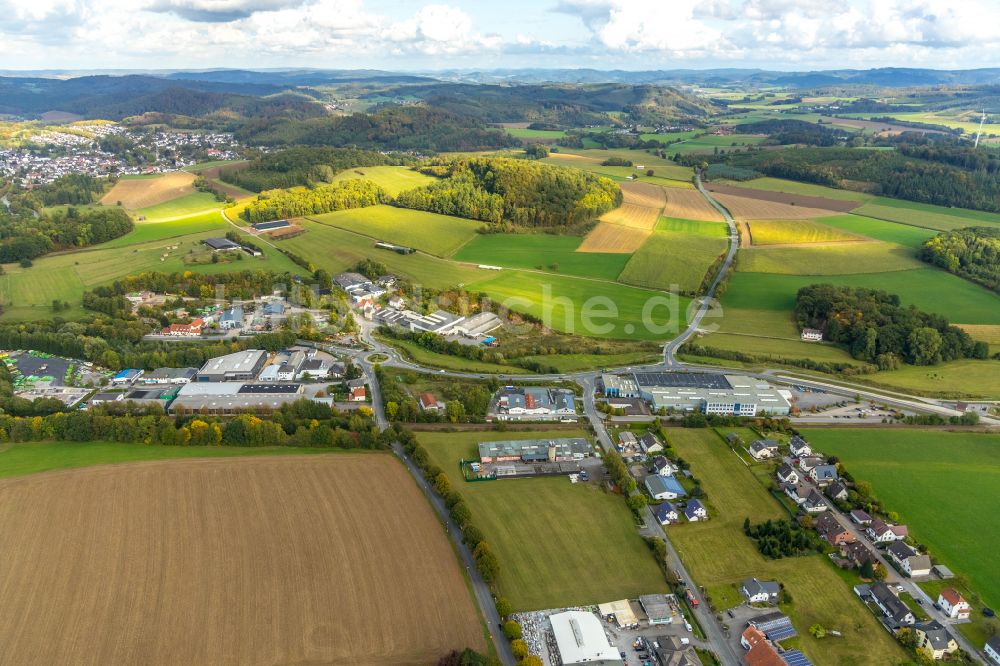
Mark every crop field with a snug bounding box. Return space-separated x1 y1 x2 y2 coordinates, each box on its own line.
855 199 1000 231
307 205 480 257
620 180 667 208
467 270 691 340
330 165 437 197
186 161 254 200
737 241 924 275
723 176 872 202
133 191 222 222
661 187 724 222
99 171 197 209
453 234 630 280
803 429 1000 610
747 219 865 245
713 193 840 220
418 430 668 611
600 203 660 230
667 429 904 666
0 455 484 665
619 230 726 293
577 222 652 253
956 324 1000 351
656 217 729 237
705 182 860 213
811 214 935 249
667 134 767 155
637 130 700 143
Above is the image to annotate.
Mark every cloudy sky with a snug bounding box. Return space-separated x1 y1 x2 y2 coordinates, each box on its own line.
1 0 998 72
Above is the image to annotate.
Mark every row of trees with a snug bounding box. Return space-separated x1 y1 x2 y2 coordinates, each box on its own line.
241 179 387 223
919 226 1000 292
795 284 988 366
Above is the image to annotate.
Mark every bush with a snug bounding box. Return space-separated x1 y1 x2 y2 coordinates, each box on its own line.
502 620 522 640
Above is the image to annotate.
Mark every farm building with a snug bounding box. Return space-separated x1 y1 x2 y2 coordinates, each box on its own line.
202 237 240 252
374 241 416 254
252 219 290 232
491 386 576 421
549 610 623 666
631 372 790 416
748 611 797 641
169 382 305 414
639 594 673 625
196 350 268 382
478 437 592 464
645 474 686 500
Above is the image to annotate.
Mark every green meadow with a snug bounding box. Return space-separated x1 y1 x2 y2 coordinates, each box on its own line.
307 205 481 257
619 229 727 293
134 191 221 221
452 233 630 280
736 241 924 275
656 217 729 237
329 165 437 196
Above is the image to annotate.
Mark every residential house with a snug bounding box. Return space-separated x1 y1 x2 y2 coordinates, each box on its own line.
387 295 405 310
645 474 687 500
937 588 971 620
802 489 828 513
887 542 932 577
277 351 305 381
741 625 768 651
347 379 366 402
741 578 780 605
913 620 959 660
984 636 1000 665
639 432 661 454
868 519 908 543
840 540 877 568
788 436 812 458
219 305 244 331
418 392 445 412
653 502 680 525
798 456 824 472
850 509 873 526
685 499 708 522
749 439 779 461
815 513 853 546
651 455 678 477
776 462 799 485
825 481 849 502
297 358 329 380
809 464 838 486
618 431 638 451
783 483 810 505
870 582 915 627
654 635 699 666
800 328 823 342
161 318 204 337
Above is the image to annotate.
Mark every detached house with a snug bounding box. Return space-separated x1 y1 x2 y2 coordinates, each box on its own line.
798 456 824 472
651 455 679 477
684 499 708 522
867 519 908 543
850 509 873 526
802 489 828 513
809 464 838 486
937 588 971 620
776 462 799 485
913 620 959 660
741 578 780 605
347 379 366 402
653 502 680 525
815 513 853 546
841 541 877 568
783 483 810 505
418 392 445 412
788 436 812 458
825 480 849 502
639 432 661 453
749 439 779 461
870 582 915 627
984 636 1000 665
887 542 932 577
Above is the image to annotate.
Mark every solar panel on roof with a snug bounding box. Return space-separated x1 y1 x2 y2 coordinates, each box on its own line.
780 650 813 666
632 372 732 389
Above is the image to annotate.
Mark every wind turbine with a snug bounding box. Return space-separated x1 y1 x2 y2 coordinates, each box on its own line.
974 109 987 148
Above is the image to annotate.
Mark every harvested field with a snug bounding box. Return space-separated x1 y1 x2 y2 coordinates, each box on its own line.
713 193 838 220
620 180 667 209
0 455 483 666
100 171 196 209
196 162 253 200
747 219 866 245
705 182 860 212
661 187 724 222
600 203 660 230
824 117 948 135
577 222 652 253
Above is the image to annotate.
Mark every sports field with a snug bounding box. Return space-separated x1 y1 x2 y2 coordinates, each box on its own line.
619 230 726 293
0 455 484 664
307 205 480 257
453 234 630 280
747 219 864 245
577 222 652 253
803 429 1000 610
467 270 691 340
736 241 924 275
330 165 437 196
418 430 668 611
667 429 905 666
100 171 196 209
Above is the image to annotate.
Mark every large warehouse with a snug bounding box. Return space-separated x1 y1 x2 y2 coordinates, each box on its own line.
196 350 268 382
631 372 791 416
478 438 592 463
169 382 305 414
549 610 623 666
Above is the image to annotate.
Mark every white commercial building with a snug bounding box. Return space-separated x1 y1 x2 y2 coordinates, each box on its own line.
549 610 623 666
632 372 791 416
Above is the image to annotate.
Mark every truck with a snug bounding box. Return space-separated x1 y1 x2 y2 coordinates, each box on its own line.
685 589 699 607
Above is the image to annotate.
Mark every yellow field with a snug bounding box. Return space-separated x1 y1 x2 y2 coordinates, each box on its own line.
577 222 652 253
748 219 866 245
957 324 1000 348
600 203 660 230
620 180 667 209
714 193 838 220
100 172 197 209
662 188 724 222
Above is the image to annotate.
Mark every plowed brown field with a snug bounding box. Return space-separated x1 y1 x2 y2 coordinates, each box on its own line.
661 188 725 222
620 181 667 209
713 193 837 220
0 455 483 666
578 222 652 253
704 183 860 212
100 172 197 209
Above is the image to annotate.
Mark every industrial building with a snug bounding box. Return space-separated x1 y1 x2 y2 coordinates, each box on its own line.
491 386 576 420
375 307 466 334
478 437 592 463
169 382 305 414
140 367 198 384
549 610 623 666
639 594 673 626
196 350 268 382
630 372 791 416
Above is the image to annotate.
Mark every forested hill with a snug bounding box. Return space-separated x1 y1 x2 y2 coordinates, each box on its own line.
220 147 409 192
919 227 1000 292
394 158 621 228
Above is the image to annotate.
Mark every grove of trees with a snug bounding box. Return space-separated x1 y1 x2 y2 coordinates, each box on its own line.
919 226 1000 292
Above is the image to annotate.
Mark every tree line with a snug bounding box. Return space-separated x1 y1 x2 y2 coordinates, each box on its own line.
240 179 387 223
0 205 133 263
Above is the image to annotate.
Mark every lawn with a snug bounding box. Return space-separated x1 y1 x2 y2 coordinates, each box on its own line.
467 270 692 341
307 205 481 257
330 165 437 197
721 269 1000 325
0 440 340 480
667 429 905 666
812 215 935 249
802 429 1000 611
133 191 222 222
278 220 488 290
453 234 630 281
748 219 864 245
736 242 924 275
619 230 727 293
656 217 729 237
418 429 667 611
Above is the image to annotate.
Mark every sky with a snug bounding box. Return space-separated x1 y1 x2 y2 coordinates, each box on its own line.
1 0 999 72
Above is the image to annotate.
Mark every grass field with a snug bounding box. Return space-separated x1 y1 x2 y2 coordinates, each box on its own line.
747 219 865 245
101 209 227 247
667 134 767 155
418 430 668 611
662 188 724 222
619 230 727 293
811 214 935 248
0 455 484 664
667 429 904 666
467 270 691 340
307 205 481 257
99 171 196 209
694 332 859 365
866 358 1000 399
576 222 652 253
736 241 924 275
505 127 567 139
803 429 1000 610
721 269 1000 325
855 200 1000 232
330 165 437 196
453 234 630 280
518 350 661 373
378 336 531 374
133 191 222 222
727 177 872 202
656 217 729 237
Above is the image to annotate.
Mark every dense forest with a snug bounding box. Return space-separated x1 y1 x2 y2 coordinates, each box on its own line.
393 158 621 228
240 179 387 223
220 147 407 192
0 206 133 262
738 119 842 146
919 226 1000 291
794 284 988 367
23 174 106 206
236 106 519 152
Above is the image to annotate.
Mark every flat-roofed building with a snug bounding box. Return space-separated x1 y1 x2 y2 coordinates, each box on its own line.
169 382 304 414
632 372 790 416
549 610 623 666
639 594 673 625
478 437 592 463
196 350 268 382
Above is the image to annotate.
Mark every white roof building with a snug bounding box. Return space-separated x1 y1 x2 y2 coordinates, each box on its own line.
549 611 623 665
